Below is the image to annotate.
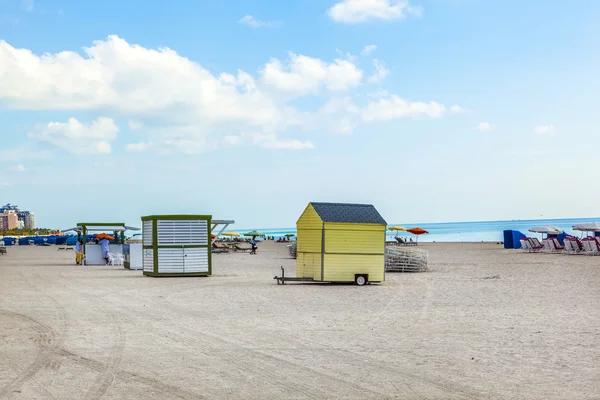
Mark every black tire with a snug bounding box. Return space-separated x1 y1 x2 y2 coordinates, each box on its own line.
355 274 368 286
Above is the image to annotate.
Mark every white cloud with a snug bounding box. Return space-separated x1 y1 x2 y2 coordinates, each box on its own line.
361 45 377 56
126 142 150 152
22 0 34 12
9 164 28 172
0 36 462 153
476 122 495 132
238 15 280 28
450 105 465 114
361 94 450 121
28 117 119 155
241 133 315 150
128 120 143 130
260 53 363 94
535 125 556 135
0 182 12 188
328 0 423 23
367 59 389 84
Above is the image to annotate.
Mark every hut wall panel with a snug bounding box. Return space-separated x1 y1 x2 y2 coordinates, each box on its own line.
182 248 209 273
157 248 209 273
296 204 323 278
157 220 208 245
323 254 384 282
324 228 385 255
143 249 154 273
142 221 153 246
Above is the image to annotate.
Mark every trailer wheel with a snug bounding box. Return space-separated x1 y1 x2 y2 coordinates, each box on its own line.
355 274 368 286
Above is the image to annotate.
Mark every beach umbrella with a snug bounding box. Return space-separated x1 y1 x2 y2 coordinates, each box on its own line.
406 227 428 244
529 226 562 235
94 233 115 241
285 233 295 237
389 225 408 232
407 228 429 235
221 232 241 237
211 234 216 239
572 223 600 232
243 231 265 237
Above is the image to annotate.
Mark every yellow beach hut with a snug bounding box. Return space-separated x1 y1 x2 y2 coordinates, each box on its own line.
296 202 387 285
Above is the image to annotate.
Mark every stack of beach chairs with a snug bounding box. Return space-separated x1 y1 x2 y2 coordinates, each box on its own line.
385 246 428 273
287 243 297 259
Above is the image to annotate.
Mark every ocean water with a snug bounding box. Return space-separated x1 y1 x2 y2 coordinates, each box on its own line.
239 217 600 243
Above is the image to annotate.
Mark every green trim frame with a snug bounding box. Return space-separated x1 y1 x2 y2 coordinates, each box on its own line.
141 215 212 221
141 214 213 277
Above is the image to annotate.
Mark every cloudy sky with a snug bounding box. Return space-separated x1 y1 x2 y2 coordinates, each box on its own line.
1 0 599 229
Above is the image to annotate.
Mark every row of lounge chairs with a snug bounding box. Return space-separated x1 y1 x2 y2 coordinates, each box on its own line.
520 236 600 255
212 242 252 253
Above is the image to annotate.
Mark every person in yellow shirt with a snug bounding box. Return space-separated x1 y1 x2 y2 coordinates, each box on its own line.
75 239 84 265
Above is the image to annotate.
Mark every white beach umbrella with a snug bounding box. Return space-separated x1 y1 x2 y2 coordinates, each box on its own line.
572 222 600 232
528 226 562 235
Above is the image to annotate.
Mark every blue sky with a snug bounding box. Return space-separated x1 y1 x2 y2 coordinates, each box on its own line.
1 0 599 229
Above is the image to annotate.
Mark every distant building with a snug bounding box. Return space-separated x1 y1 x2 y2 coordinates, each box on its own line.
0 210 19 230
0 204 35 229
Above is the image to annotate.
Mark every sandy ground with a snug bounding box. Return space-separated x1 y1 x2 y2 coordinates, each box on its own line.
0 242 599 400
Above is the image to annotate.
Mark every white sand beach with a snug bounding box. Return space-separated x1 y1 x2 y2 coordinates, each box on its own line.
0 242 599 399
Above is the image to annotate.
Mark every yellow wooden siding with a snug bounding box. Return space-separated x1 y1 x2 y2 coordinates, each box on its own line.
324 227 385 255
296 252 318 279
297 204 323 229
323 222 385 231
296 204 323 278
323 254 384 282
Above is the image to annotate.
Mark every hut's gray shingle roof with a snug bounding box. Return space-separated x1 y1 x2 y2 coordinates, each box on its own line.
310 202 387 225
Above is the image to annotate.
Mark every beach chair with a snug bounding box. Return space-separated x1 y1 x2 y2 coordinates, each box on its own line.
541 238 554 253
520 238 532 252
563 237 575 253
0 246 6 255
234 243 252 252
212 242 230 253
581 237 600 255
566 236 584 253
551 238 565 252
527 238 544 253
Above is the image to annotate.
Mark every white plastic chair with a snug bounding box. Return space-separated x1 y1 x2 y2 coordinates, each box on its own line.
107 253 117 265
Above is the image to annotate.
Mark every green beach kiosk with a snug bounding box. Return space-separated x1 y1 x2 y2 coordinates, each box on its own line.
141 215 214 277
294 202 387 285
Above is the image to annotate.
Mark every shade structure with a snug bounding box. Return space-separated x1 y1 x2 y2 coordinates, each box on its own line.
407 228 429 235
389 225 407 232
573 223 600 232
529 226 562 235
244 231 265 237
285 233 295 237
221 232 241 237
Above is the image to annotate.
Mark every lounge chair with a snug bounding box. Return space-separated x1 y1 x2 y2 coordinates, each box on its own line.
581 237 600 255
212 242 230 253
0 246 6 255
551 238 565 252
522 238 543 253
564 236 583 253
520 238 532 251
234 243 252 252
541 238 555 253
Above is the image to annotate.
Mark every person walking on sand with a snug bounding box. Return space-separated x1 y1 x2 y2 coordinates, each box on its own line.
75 238 83 265
100 237 110 265
250 236 257 255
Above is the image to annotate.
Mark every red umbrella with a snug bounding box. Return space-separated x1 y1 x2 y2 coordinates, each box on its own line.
407 227 428 244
